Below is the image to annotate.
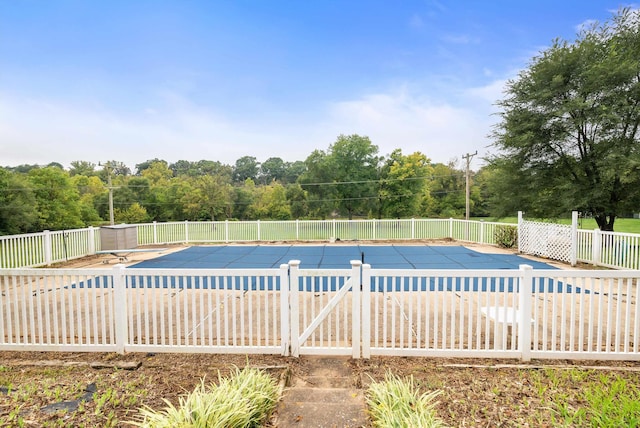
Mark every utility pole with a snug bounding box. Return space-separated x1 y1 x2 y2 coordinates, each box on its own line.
462 151 477 221
100 162 115 225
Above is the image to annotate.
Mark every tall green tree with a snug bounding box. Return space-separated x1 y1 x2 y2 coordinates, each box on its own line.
259 157 286 184
168 160 194 177
490 8 640 230
69 161 96 177
141 161 173 184
424 162 466 218
470 166 493 217
378 150 432 218
70 174 103 224
8 164 40 173
98 160 130 179
115 202 150 224
299 150 337 218
232 179 257 220
28 167 84 230
135 158 167 175
180 174 233 220
195 160 233 178
330 135 380 219
0 168 38 234
169 159 232 178
301 134 380 219
233 156 259 183
285 184 309 218
283 160 306 184
249 182 291 220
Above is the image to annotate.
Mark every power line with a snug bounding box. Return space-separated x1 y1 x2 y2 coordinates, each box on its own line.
0 172 468 192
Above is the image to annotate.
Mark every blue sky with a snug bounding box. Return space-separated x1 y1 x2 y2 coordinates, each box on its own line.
0 1 633 171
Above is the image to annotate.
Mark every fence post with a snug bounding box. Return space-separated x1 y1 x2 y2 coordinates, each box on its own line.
361 263 371 359
279 263 291 356
296 219 300 240
87 226 96 255
518 264 533 362
257 220 261 241
43 230 52 266
225 220 229 243
288 260 301 357
350 260 362 359
152 221 158 244
570 211 578 266
449 218 453 239
113 264 128 354
480 220 485 245
411 218 415 239
517 211 523 253
184 220 189 243
592 228 602 266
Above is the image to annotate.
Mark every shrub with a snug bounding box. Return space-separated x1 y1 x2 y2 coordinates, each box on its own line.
494 224 518 248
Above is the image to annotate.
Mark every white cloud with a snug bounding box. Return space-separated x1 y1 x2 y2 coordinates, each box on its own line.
0 79 508 171
0 93 280 169
466 79 508 106
325 83 505 168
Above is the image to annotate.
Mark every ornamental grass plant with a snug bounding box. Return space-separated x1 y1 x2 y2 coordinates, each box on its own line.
130 366 279 428
366 372 447 428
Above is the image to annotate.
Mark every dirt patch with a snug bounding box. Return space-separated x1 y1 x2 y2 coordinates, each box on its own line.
1 352 639 427
0 351 290 427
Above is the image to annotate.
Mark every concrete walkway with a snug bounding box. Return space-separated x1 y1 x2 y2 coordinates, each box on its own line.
274 356 369 428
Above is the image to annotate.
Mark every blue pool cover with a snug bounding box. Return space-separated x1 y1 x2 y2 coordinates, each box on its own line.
71 246 587 293
130 245 556 270
74 245 578 293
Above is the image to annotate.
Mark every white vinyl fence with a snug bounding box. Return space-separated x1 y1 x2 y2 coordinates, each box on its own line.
577 229 640 270
2 216 640 270
0 219 508 268
2 263 639 361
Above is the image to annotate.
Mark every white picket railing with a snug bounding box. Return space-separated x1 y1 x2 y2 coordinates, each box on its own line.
577 229 640 270
2 217 640 270
0 218 511 268
0 228 98 268
2 263 639 361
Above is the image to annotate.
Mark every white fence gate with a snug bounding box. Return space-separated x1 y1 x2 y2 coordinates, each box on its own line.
288 261 362 357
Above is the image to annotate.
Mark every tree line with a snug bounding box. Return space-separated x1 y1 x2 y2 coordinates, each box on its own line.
0 134 492 235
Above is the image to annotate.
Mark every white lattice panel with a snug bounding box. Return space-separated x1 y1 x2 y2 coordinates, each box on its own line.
520 220 572 263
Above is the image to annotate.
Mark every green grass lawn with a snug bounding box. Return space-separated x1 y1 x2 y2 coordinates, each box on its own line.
476 217 640 234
